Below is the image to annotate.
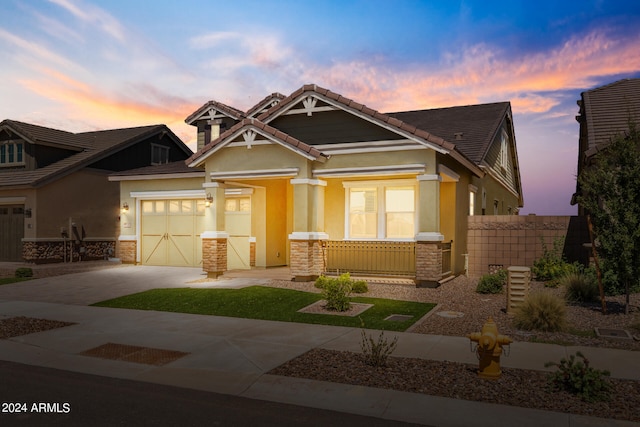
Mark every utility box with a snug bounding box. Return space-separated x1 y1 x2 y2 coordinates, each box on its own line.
506 266 530 314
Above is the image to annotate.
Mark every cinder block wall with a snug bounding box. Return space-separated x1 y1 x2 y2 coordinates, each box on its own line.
466 215 589 278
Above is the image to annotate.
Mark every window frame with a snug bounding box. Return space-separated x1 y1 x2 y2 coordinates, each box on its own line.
150 143 170 165
0 140 25 167
343 179 417 241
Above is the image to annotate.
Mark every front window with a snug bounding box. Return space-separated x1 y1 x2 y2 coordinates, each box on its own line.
346 181 415 240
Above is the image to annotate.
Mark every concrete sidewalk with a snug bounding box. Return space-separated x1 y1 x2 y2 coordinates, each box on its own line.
0 265 638 426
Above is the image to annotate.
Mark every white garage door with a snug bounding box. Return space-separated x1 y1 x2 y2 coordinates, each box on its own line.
141 199 205 267
225 196 251 270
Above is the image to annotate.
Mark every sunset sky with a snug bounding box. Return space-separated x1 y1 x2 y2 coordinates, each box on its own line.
1 0 639 215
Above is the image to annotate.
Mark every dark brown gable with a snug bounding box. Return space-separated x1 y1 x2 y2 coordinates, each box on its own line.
269 108 404 146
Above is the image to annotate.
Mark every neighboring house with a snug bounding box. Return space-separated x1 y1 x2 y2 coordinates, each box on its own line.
113 84 523 286
0 120 192 263
573 78 640 214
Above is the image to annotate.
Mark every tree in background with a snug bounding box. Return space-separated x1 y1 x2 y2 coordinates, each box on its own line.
577 122 640 314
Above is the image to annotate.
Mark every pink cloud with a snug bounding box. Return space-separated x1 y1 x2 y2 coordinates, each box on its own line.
305 30 640 114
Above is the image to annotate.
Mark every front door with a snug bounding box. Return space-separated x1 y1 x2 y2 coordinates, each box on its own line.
0 205 24 261
225 196 251 270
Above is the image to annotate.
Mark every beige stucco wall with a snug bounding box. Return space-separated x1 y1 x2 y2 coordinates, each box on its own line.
204 145 312 178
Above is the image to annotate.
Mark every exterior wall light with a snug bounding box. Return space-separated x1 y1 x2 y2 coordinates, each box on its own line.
205 193 213 207
121 202 129 213
24 208 32 218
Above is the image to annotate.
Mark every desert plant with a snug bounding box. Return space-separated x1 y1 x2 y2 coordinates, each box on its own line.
322 273 352 311
475 269 507 294
545 351 612 402
351 280 368 294
15 267 33 278
513 292 566 332
532 236 580 286
360 327 398 367
563 273 599 303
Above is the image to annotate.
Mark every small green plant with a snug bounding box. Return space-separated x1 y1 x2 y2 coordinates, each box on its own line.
15 267 33 278
513 292 566 332
322 273 352 311
351 280 368 294
532 236 580 286
545 351 612 402
360 322 398 367
475 269 507 294
563 273 599 303
314 275 331 289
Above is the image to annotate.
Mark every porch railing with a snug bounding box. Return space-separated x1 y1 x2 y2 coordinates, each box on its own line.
323 240 415 277
441 241 452 277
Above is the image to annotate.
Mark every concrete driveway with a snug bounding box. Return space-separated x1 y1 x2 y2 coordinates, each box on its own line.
0 265 210 305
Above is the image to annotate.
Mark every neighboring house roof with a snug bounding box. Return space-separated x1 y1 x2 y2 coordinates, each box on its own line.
109 161 204 181
580 78 640 158
187 118 329 167
0 120 191 189
184 100 246 125
387 102 512 165
246 93 286 118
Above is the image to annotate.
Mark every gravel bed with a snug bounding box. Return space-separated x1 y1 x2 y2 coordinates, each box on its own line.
265 275 640 351
2 263 639 421
269 348 640 423
266 276 640 422
0 316 75 339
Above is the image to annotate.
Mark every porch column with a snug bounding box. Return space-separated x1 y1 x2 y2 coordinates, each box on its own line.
202 183 227 278
416 174 444 287
289 178 327 281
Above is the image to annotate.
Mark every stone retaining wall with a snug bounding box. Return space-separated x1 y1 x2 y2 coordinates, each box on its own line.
22 240 116 264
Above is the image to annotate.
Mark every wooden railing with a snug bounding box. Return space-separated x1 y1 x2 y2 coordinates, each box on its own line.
441 241 452 277
323 241 416 277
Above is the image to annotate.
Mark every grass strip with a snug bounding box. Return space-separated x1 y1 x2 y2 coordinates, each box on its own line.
93 286 435 331
0 277 33 286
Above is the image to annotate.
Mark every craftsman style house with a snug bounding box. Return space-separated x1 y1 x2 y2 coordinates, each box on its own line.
0 120 192 262
572 78 640 215
113 84 523 286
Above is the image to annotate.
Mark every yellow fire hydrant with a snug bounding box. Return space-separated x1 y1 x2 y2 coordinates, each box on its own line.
467 316 512 379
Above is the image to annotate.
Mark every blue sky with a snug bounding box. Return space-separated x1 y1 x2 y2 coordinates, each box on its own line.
2 0 640 215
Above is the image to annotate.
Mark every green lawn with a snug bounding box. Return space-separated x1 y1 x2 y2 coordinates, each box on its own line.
0 277 33 286
92 286 435 331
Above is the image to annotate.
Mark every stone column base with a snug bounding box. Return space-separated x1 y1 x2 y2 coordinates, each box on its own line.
203 237 227 278
118 240 136 264
290 239 324 282
415 241 443 288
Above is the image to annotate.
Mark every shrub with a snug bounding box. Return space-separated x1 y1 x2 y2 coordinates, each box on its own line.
545 351 612 402
532 236 580 286
314 275 331 290
563 273 599 303
360 328 398 367
351 280 368 294
476 269 507 294
513 292 566 332
15 268 33 278
322 273 352 311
